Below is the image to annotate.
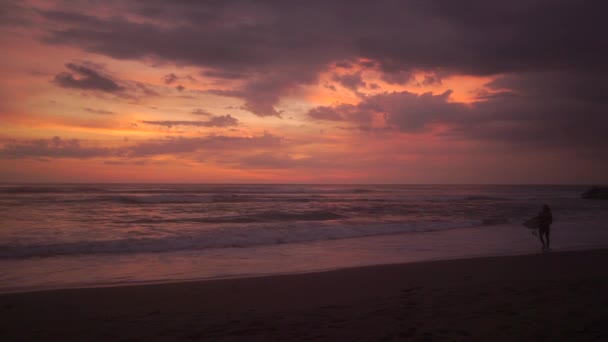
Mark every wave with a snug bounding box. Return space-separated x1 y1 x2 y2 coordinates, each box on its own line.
352 188 375 193
103 194 214 204
0 186 109 194
77 194 317 204
0 185 378 195
428 195 510 203
463 195 508 201
481 217 510 226
0 220 476 259
125 210 345 224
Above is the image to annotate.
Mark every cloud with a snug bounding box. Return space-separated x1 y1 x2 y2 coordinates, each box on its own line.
40 2 608 76
0 133 282 159
52 62 162 100
133 82 159 97
0 136 113 159
332 72 366 92
209 69 321 117
141 115 238 128
38 5 338 117
35 1 607 121
324 84 337 91
126 133 282 158
238 153 322 169
309 79 608 155
202 70 248 80
309 90 458 131
370 90 462 133
163 73 178 84
446 71 608 154
308 105 351 121
0 0 29 26
334 61 353 69
54 63 123 92
84 107 114 115
163 73 196 84
380 70 415 85
191 109 212 116
37 3 606 90
8 0 607 166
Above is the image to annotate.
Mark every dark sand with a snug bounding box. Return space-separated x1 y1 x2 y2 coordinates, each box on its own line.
2 249 608 341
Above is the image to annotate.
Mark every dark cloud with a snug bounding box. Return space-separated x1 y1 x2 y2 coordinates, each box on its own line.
421 74 442 86
175 85 185 92
1 133 282 159
0 0 30 26
84 107 114 115
163 73 178 84
370 90 462 133
54 63 122 92
380 70 415 85
0 136 113 159
39 2 608 78
447 81 608 153
205 115 238 127
486 71 608 104
19 0 608 161
191 109 211 116
53 63 161 100
309 90 460 132
208 71 315 117
36 1 608 120
163 73 196 84
359 60 377 69
37 4 337 116
133 82 159 97
202 70 248 80
332 72 366 92
334 61 353 69
141 115 238 128
324 84 337 92
309 105 350 121
310 81 608 155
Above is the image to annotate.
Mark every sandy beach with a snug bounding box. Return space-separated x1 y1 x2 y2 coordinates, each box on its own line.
1 249 607 341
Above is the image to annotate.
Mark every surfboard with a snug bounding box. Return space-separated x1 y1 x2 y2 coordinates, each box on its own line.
522 216 541 229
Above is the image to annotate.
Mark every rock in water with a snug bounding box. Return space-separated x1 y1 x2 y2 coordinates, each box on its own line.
581 186 608 199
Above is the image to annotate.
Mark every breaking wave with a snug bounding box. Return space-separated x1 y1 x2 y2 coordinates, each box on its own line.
124 210 345 224
0 220 475 259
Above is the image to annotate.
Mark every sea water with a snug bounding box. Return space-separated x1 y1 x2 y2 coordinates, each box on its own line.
1 184 607 293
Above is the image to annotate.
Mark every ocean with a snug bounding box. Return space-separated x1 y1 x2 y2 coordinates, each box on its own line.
1 184 607 293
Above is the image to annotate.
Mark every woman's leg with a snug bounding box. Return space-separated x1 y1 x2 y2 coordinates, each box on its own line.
539 229 546 249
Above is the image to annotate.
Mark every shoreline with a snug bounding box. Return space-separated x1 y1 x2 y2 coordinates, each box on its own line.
0 244 595 296
2 248 608 340
0 222 608 295
5 218 608 296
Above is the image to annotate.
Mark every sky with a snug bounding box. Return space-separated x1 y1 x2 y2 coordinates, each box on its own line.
0 0 607 183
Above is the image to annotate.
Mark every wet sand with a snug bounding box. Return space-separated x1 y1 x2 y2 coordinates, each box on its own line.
1 249 608 341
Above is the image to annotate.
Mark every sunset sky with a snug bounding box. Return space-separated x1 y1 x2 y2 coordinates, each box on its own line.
1 0 606 183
